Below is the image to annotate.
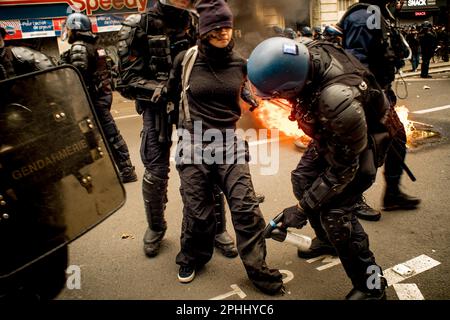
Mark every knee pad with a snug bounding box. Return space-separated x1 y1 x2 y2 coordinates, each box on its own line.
321 209 352 245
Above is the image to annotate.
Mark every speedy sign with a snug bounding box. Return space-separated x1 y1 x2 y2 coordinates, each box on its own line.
71 0 149 15
0 1 150 15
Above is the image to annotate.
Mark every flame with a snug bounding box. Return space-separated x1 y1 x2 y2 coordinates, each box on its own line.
395 105 414 138
253 99 309 139
395 105 440 148
253 102 436 149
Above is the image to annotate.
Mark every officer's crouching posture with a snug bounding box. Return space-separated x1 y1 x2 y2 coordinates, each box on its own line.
248 37 391 299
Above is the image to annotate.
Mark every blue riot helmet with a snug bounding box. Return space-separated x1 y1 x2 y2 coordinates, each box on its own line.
283 27 296 39
323 25 343 42
247 37 310 100
65 12 92 32
301 26 312 37
61 12 92 42
272 25 284 36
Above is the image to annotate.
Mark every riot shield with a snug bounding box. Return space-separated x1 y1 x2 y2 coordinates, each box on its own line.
0 65 126 279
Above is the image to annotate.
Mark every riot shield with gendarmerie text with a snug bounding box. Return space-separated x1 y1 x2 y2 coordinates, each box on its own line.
0 65 126 279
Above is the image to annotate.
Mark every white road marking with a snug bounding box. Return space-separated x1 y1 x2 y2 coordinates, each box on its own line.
384 254 441 287
280 270 294 284
114 114 141 120
306 255 342 271
413 105 450 114
393 283 425 300
209 284 247 300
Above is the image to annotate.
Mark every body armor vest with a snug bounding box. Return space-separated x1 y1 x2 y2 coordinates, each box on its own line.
145 12 195 81
292 41 388 138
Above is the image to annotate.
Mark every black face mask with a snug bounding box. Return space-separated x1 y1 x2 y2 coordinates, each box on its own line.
198 38 234 63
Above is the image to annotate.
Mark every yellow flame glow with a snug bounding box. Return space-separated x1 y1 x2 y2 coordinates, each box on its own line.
253 99 308 138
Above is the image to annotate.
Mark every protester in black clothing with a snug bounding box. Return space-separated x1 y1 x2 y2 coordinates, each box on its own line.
406 27 420 72
168 0 283 295
420 22 437 78
116 0 241 259
436 26 449 62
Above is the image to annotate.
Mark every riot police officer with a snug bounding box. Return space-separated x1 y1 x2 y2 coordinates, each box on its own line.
338 0 420 221
248 37 389 299
323 25 343 45
301 26 313 38
116 0 239 258
60 12 137 184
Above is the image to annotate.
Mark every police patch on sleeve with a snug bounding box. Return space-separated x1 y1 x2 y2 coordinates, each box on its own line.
283 43 298 55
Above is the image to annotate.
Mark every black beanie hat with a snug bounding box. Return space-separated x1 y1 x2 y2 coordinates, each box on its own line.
196 0 233 37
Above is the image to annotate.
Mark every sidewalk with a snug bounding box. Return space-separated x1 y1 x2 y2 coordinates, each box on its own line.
399 59 450 78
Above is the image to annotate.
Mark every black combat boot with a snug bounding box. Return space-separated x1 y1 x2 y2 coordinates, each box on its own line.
353 196 381 221
382 185 421 211
120 166 138 183
213 186 238 258
297 237 337 259
142 172 168 257
346 276 387 300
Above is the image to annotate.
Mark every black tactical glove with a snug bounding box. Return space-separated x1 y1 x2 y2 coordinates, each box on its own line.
280 204 308 229
150 83 167 105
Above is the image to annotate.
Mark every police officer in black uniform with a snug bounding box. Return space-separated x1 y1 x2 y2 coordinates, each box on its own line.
338 0 420 221
248 36 389 299
60 13 137 184
1 27 68 300
116 0 240 259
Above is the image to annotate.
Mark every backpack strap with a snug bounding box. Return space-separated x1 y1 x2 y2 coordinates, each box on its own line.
179 45 198 129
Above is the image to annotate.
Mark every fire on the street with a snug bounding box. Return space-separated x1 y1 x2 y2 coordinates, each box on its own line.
395 105 441 148
253 101 440 149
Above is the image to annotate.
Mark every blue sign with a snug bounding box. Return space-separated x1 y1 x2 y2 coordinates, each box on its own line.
20 19 54 33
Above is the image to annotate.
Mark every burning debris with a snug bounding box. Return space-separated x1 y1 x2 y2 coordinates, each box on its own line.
395 105 441 148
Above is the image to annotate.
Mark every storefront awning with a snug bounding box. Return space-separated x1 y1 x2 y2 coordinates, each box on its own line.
0 14 126 40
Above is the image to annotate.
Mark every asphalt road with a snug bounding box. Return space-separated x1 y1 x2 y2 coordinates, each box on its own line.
57 71 450 301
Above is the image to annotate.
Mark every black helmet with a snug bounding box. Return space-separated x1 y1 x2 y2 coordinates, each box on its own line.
247 37 310 100
158 0 193 16
65 12 92 32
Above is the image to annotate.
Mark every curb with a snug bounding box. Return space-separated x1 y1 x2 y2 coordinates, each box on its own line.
397 66 450 78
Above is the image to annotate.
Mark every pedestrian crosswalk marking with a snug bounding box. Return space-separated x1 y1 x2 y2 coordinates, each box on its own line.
384 254 441 286
393 283 425 300
209 284 247 300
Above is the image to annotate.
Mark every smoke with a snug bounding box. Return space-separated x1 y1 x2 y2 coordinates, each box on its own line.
273 0 310 26
228 0 311 57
